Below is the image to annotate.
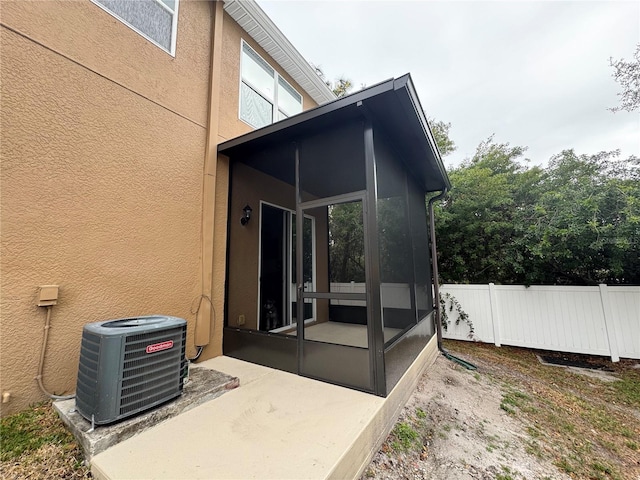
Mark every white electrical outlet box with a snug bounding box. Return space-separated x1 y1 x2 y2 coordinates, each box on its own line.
37 285 59 307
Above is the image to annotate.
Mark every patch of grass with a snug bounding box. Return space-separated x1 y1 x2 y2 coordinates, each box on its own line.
560 420 576 433
0 403 75 461
500 388 531 415
525 425 540 438
600 438 619 453
625 440 638 450
390 422 419 452
499 402 516 415
591 461 622 480
495 464 515 480
0 402 89 479
525 439 544 458
556 457 576 474
610 372 640 408
415 408 427 419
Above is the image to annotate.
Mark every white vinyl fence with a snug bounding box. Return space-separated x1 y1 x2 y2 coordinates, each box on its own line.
440 284 640 361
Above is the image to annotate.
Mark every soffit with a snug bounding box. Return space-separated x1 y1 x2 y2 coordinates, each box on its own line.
223 0 336 105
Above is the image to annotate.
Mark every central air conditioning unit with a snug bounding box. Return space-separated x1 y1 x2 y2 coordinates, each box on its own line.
75 315 187 425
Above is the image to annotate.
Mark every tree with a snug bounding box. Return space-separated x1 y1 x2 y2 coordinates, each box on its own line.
435 137 538 284
434 135 640 285
328 202 365 282
310 63 353 98
428 118 456 157
331 78 353 98
609 44 640 112
527 150 640 284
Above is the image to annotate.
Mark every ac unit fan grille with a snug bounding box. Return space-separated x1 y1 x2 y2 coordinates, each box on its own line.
118 326 186 416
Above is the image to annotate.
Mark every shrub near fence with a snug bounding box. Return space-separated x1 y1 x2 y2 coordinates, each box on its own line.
440 284 640 361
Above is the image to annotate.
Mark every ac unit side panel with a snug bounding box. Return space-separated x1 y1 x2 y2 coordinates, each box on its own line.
75 330 101 420
97 335 125 423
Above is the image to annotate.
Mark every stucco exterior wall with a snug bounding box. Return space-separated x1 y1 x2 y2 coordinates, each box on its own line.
0 0 212 127
0 0 213 416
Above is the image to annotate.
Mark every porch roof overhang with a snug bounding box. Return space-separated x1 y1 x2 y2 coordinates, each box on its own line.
218 74 451 193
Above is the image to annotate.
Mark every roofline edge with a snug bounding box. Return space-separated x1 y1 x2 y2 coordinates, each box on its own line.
223 0 336 105
396 75 451 190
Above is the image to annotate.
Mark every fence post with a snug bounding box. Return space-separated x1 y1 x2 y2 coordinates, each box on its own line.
488 283 501 347
599 284 620 362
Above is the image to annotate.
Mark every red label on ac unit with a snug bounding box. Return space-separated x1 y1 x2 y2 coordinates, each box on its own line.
146 340 174 354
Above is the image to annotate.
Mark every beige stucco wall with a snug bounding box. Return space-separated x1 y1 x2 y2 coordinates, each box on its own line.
0 0 213 416
0 0 212 127
1 0 323 415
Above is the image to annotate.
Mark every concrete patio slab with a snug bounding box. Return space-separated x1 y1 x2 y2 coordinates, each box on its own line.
54 366 239 459
91 337 438 480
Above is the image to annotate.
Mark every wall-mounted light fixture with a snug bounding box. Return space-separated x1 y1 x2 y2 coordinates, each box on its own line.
240 204 252 226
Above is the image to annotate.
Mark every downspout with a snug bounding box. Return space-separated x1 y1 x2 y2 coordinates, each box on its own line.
428 189 446 350
428 188 477 371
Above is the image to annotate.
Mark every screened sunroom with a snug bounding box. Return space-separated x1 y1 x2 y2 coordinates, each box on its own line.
219 75 450 396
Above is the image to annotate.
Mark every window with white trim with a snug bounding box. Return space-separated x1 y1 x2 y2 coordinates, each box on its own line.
240 41 303 129
92 0 179 56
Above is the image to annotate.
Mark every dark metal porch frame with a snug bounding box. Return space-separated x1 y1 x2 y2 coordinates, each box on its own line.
220 74 451 396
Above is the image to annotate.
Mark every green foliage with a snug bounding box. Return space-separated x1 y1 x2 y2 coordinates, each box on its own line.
436 136 540 284
609 44 640 112
529 150 640 285
435 133 640 285
439 291 474 338
500 388 531 415
611 371 640 407
428 118 457 157
390 422 420 451
0 403 75 461
495 465 516 480
331 78 353 98
556 457 577 474
328 202 365 282
310 63 353 98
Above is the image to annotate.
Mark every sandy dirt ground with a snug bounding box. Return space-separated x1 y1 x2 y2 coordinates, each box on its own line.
364 354 571 480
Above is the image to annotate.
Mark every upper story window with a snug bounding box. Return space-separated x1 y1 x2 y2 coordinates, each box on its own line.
92 0 179 56
240 41 303 129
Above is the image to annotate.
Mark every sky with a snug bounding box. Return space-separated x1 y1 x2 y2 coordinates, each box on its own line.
258 0 640 168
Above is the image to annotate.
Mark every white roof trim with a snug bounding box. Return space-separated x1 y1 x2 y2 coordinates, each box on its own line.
223 0 336 105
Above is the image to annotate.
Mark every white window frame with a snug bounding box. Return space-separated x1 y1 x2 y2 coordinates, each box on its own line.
91 0 180 56
239 40 303 129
